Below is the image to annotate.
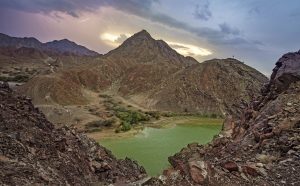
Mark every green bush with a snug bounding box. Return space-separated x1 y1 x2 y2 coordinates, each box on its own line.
120 121 131 131
145 111 160 120
116 110 149 124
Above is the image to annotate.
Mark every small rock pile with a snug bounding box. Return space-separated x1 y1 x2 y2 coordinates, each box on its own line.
159 50 300 185
0 82 146 185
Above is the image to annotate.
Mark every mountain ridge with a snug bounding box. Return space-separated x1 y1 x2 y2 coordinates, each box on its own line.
0 33 99 56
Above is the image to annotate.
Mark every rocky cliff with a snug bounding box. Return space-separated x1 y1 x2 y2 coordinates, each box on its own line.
0 82 146 185
160 50 300 185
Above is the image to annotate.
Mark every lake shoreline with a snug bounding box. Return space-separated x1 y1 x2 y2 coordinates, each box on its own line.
87 116 223 141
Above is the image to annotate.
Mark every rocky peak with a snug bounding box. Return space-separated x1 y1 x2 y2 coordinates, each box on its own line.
131 29 153 40
105 30 198 66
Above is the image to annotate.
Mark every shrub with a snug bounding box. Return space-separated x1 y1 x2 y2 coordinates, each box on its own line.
99 94 111 98
12 75 29 82
145 111 160 120
161 112 176 117
120 121 131 132
116 110 149 124
0 75 29 82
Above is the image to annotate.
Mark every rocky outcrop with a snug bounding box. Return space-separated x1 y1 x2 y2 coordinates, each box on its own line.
0 82 146 185
161 50 300 185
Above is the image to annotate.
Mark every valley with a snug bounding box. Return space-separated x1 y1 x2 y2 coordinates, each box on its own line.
4 30 267 138
1 29 299 185
1 0 300 185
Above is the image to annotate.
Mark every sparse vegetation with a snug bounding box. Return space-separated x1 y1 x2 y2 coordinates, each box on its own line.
85 119 116 129
116 110 150 124
120 121 131 132
87 128 102 133
161 112 223 119
0 75 29 82
145 111 160 120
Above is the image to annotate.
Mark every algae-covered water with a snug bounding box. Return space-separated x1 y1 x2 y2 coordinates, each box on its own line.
100 122 222 176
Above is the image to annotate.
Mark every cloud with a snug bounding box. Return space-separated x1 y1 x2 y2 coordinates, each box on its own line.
248 7 260 15
114 34 129 43
100 32 131 46
169 44 189 50
219 23 240 35
166 41 212 56
193 1 212 21
0 0 257 47
0 0 158 18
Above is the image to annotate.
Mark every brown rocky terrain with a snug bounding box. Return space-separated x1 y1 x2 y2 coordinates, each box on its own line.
0 46 100 84
17 30 267 122
0 82 146 185
157 50 300 185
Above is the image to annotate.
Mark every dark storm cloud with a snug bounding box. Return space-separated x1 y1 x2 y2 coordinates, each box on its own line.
0 0 158 17
193 0 212 21
219 23 240 35
0 0 255 47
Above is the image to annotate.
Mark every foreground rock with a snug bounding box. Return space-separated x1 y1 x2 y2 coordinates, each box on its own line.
161 50 300 185
0 82 146 185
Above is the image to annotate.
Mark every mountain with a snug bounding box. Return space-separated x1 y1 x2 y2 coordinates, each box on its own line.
0 33 99 56
0 33 42 48
162 50 300 185
44 39 99 56
0 82 146 185
18 30 267 118
147 58 267 114
105 30 198 67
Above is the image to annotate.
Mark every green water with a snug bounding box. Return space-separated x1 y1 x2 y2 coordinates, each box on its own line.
100 124 221 176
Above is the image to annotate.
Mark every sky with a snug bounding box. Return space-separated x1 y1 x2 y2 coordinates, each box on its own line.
0 0 300 76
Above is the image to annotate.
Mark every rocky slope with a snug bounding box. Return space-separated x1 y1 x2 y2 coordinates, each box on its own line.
0 82 146 185
18 30 267 116
159 50 300 185
0 33 99 56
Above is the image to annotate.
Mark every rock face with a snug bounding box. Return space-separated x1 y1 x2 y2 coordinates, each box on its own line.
0 82 146 185
162 50 300 185
18 30 267 116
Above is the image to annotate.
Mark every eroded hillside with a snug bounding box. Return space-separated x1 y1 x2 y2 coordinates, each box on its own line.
0 82 146 185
